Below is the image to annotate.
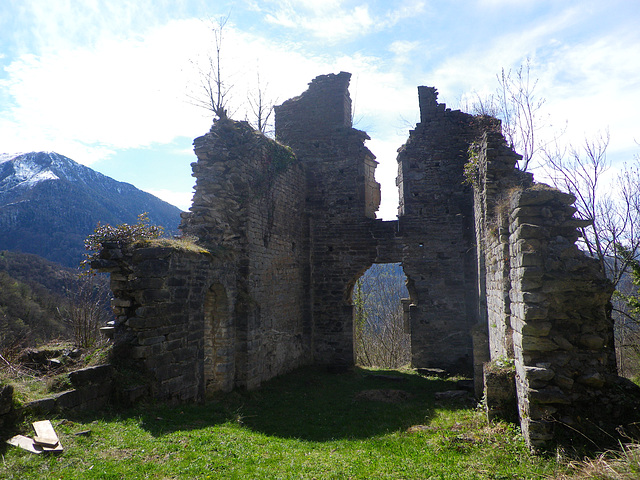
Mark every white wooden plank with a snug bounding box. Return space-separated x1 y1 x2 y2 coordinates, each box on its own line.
6 435 43 454
42 441 64 453
33 435 59 447
32 420 63 452
32 420 58 446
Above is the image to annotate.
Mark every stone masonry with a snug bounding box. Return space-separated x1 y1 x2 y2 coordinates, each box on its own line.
94 72 639 449
473 129 640 449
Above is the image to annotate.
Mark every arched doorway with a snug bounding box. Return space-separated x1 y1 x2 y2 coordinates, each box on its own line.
352 263 412 368
204 283 234 396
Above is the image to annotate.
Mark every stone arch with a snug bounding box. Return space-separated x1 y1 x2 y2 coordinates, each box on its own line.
203 283 234 396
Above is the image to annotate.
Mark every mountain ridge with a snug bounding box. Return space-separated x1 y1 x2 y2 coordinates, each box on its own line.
0 151 184 267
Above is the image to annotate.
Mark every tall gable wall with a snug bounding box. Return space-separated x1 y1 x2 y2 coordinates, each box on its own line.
275 72 398 366
396 88 484 373
180 119 310 390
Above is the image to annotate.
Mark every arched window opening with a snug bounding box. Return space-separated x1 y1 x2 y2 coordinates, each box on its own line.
353 263 411 368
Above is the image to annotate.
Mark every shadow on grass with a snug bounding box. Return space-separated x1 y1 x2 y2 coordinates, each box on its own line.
69 366 475 442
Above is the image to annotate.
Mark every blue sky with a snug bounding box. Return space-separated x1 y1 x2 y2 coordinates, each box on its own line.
1 0 639 220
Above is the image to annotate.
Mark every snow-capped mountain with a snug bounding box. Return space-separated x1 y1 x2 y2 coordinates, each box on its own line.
0 152 183 267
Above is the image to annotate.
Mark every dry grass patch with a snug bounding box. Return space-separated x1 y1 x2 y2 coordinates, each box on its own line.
556 443 640 479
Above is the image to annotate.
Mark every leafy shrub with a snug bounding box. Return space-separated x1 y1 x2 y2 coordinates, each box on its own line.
82 213 164 267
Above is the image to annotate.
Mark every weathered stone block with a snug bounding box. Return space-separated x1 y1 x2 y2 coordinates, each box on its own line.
576 372 605 388
529 387 571 405
579 334 605 350
132 247 174 262
512 187 575 207
510 319 552 341
55 389 80 410
523 368 552 391
484 362 518 423
513 224 548 239
511 302 548 321
552 335 575 351
520 335 558 352
23 396 56 415
69 364 114 388
111 297 132 308
0 384 13 416
139 335 166 346
553 374 574 390
140 289 171 303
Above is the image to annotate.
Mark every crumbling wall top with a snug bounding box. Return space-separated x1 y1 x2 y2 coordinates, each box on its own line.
275 72 353 144
417 86 439 123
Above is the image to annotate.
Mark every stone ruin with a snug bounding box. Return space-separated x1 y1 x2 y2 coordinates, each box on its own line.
94 72 640 450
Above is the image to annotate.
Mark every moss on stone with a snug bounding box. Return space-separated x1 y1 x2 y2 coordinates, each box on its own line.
136 237 210 254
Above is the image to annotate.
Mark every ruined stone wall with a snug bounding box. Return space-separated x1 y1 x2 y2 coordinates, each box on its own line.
275 72 397 366
473 130 531 364
181 119 310 390
395 88 483 373
94 245 235 402
508 186 620 448
474 130 640 449
91 71 639 451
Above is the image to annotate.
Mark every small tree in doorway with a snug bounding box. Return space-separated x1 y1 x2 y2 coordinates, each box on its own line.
354 264 411 369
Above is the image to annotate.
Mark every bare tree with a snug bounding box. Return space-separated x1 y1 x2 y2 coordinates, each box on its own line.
496 59 549 171
188 15 232 120
57 274 112 349
247 70 276 135
460 91 500 118
465 59 557 171
544 131 640 286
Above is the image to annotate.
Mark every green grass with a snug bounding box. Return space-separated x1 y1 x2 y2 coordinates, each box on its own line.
1 366 565 479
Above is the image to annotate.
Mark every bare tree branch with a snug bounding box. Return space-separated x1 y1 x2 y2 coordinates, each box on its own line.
246 70 276 135
187 14 233 121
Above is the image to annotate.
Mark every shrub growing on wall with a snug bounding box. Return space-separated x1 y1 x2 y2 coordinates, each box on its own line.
82 213 164 268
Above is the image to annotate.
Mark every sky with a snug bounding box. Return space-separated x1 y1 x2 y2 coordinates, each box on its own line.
1 0 639 220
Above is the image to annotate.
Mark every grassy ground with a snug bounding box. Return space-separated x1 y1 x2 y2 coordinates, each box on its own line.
1 366 565 479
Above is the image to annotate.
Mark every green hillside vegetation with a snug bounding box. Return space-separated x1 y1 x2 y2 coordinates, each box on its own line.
0 251 112 350
0 270 69 348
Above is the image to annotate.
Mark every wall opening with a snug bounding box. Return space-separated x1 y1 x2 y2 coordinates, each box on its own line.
204 283 234 396
352 263 411 368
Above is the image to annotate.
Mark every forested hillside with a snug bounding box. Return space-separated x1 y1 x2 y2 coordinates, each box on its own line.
0 251 111 349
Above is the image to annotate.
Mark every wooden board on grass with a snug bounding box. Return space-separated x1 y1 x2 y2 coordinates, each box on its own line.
6 435 43 454
32 420 63 452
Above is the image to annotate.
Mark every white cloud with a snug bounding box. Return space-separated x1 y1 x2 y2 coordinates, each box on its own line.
537 33 640 155
477 0 538 7
0 22 206 163
0 12 414 176
388 40 421 65
5 1 635 221
261 0 426 42
426 5 584 100
265 4 374 42
417 4 640 171
145 188 193 212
